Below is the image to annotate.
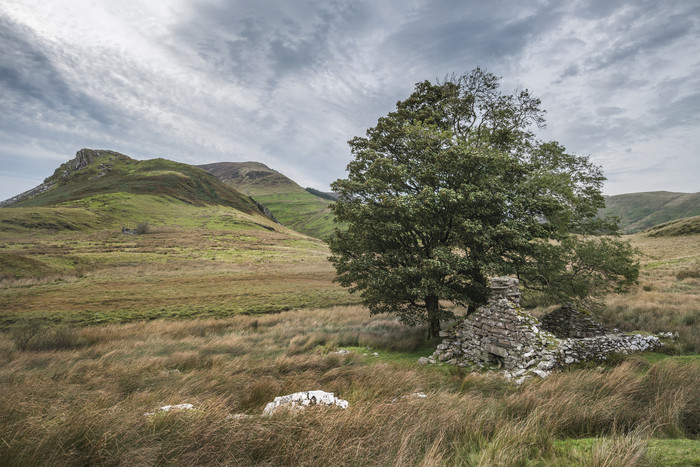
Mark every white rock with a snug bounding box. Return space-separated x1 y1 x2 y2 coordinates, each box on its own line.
144 403 194 416
226 413 253 420
417 357 430 365
262 390 348 416
537 360 555 371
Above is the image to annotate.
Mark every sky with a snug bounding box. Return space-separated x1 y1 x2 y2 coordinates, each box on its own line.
1 0 699 202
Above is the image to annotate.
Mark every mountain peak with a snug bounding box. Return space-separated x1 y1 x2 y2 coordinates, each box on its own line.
46 148 131 184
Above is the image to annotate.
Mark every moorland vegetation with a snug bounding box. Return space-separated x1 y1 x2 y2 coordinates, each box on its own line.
0 202 698 464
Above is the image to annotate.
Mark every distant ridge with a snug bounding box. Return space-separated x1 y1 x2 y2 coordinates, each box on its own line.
602 191 700 233
199 162 336 239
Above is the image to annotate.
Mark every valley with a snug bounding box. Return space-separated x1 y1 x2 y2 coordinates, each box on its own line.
0 149 698 465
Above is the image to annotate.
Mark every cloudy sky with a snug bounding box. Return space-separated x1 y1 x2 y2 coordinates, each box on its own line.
1 0 698 201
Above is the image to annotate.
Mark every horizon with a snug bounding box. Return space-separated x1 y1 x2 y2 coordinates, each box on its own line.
1 146 697 203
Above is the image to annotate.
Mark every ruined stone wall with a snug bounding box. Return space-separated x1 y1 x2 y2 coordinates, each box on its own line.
427 277 662 382
540 304 609 338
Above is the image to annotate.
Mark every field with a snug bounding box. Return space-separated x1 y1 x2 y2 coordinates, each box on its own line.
0 219 699 464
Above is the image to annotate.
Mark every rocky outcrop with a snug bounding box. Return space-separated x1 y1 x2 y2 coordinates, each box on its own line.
262 390 348 416
250 197 281 224
0 148 125 206
428 277 662 382
0 181 56 207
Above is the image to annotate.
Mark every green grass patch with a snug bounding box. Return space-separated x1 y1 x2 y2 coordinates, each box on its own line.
554 437 700 466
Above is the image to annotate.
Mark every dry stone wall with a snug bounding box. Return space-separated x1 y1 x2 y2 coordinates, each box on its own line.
427 277 662 382
539 304 609 338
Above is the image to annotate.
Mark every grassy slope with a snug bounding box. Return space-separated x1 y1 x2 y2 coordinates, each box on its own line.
644 215 700 237
0 151 355 325
12 150 261 216
602 191 700 233
0 206 355 326
199 162 336 239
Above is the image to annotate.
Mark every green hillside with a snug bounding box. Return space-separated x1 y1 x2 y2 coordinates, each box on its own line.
602 191 700 233
0 149 282 235
644 215 700 237
5 149 262 213
199 162 336 239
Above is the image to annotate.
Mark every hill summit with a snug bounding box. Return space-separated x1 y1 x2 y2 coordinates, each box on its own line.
2 149 262 215
199 161 336 239
197 161 300 196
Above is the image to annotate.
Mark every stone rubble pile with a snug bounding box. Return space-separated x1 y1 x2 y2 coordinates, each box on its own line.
427 277 662 382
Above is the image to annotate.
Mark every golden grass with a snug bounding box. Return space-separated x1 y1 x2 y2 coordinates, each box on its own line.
0 227 358 326
0 223 698 464
0 305 698 465
600 233 700 352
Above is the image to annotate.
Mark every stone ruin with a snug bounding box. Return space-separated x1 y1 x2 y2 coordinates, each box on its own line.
426 277 663 382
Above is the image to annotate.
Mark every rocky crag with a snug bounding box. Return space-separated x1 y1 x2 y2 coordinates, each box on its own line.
425 277 662 383
0 149 123 207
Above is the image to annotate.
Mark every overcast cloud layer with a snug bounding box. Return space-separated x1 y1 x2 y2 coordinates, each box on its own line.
1 0 698 201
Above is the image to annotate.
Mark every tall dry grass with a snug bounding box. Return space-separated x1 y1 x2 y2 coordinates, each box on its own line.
600 234 700 353
1 305 697 465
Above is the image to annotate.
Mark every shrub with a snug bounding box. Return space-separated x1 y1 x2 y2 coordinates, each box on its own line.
676 268 700 280
9 322 86 351
9 320 43 351
135 222 150 235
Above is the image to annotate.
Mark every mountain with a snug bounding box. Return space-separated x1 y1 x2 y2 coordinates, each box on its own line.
0 149 281 232
198 162 336 239
602 191 700 233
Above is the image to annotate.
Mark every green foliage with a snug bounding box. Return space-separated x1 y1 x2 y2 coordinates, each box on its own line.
329 68 638 335
304 187 338 201
519 236 640 311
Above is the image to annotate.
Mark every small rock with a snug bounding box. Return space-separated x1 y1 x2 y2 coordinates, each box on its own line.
144 403 194 416
226 413 253 420
417 357 430 365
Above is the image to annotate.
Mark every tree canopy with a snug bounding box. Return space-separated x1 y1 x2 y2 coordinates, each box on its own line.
328 68 638 337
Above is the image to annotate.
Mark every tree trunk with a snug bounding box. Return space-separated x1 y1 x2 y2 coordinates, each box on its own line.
426 295 441 339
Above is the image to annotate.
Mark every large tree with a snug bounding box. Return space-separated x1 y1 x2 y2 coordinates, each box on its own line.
328 69 637 337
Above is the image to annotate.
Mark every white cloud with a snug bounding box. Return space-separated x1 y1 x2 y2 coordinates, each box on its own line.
0 0 698 202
